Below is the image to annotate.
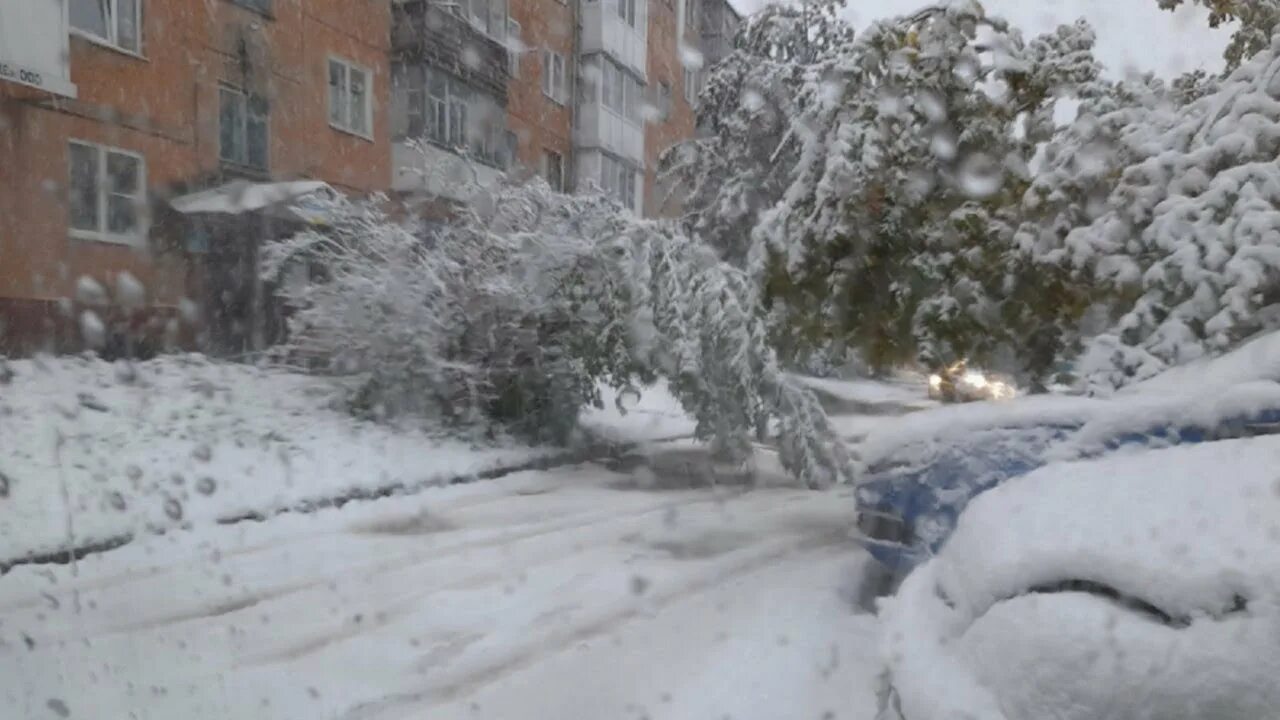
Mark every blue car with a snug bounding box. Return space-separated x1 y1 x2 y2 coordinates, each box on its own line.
853 367 1280 607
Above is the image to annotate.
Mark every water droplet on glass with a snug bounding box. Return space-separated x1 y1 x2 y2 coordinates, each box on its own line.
114 271 146 310
956 153 1003 198
930 127 958 161
75 276 108 306
46 698 70 718
108 492 127 512
163 497 183 521
916 90 947 123
678 43 704 71
192 444 212 463
79 311 106 349
196 477 217 496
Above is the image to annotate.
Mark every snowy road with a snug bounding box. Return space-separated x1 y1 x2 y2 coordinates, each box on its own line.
0 464 881 720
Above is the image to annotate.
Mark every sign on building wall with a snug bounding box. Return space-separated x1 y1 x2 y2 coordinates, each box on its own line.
0 0 77 98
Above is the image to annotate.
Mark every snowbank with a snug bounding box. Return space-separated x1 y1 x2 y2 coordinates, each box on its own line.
880 436 1280 720
0 356 693 563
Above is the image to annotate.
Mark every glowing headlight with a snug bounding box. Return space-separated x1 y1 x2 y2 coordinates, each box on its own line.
989 381 1016 400
961 371 988 389
929 374 943 389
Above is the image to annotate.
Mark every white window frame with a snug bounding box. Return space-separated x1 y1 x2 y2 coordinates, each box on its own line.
70 0 143 55
599 56 644 125
329 56 374 140
542 149 564 191
617 0 637 27
599 153 638 211
507 18 521 77
218 85 270 170
67 140 147 247
541 49 566 105
683 67 700 105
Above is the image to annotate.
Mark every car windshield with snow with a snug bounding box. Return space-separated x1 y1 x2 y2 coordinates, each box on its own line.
3 1 1278 719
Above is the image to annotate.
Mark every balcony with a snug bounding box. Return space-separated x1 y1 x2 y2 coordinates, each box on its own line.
575 100 644 166
392 141 506 202
580 0 647 79
392 0 509 103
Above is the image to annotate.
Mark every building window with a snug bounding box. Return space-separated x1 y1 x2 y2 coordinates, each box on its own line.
68 141 146 245
542 149 564 191
541 50 566 104
392 63 426 138
600 154 637 210
70 0 141 53
683 67 700 105
617 0 637 27
504 131 519 169
219 86 270 170
329 58 372 138
463 0 507 41
683 0 698 29
230 0 273 14
507 18 521 77
395 65 508 167
600 57 644 124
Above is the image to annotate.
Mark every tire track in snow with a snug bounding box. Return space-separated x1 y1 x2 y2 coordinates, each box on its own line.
337 528 854 720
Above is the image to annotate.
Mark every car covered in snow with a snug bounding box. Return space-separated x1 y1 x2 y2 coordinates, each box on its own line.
874 436 1280 720
854 331 1280 605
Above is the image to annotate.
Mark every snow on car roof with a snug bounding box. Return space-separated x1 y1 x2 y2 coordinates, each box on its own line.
880 435 1280 720
1126 328 1280 395
857 393 1104 469
938 436 1280 622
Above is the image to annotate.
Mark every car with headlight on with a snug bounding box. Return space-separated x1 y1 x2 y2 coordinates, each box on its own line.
927 361 1016 403
854 331 1280 608
874 435 1280 720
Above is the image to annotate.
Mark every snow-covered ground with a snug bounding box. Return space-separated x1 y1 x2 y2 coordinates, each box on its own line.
0 356 694 563
0 466 880 720
0 358 894 720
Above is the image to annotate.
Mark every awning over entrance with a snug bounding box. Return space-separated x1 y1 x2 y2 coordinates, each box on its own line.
169 180 336 223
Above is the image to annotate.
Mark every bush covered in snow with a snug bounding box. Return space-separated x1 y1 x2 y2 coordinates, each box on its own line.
1070 36 1280 392
264 182 854 488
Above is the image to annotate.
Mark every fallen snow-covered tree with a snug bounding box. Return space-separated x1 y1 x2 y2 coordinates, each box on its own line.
263 182 854 488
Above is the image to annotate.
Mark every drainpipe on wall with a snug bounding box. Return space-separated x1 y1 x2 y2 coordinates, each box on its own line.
569 0 580 193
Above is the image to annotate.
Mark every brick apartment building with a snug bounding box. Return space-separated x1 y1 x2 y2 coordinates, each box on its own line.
0 0 391 355
1 0 738 356
389 0 739 214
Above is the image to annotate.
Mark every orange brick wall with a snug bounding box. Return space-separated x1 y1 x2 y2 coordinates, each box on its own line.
644 0 697 217
507 0 574 180
0 0 390 352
